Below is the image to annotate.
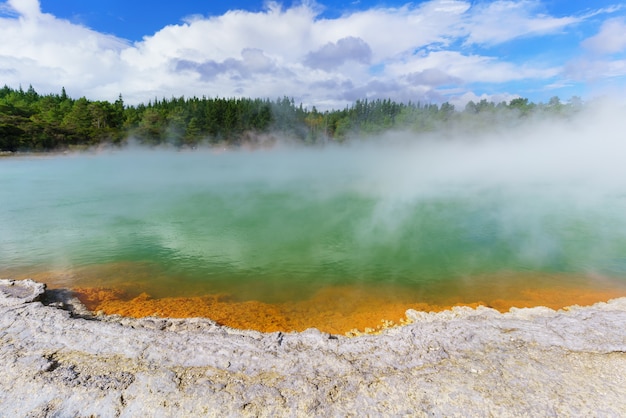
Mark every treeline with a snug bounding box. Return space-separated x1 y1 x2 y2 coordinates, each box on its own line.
0 84 583 151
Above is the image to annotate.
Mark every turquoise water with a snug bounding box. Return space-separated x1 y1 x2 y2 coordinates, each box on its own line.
2 140 626 302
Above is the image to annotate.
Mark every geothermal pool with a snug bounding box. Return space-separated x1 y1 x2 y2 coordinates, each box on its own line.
2 133 626 333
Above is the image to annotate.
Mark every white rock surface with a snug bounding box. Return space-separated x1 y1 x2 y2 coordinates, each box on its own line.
1 278 625 416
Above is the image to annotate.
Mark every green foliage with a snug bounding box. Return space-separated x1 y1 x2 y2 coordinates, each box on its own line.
0 84 586 151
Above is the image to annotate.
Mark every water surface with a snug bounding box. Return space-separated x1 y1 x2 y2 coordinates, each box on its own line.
2 138 626 332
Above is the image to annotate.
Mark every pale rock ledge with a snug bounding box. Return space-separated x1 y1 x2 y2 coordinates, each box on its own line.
1 278 625 417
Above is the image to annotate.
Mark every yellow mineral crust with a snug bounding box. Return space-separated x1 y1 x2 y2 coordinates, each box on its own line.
72 280 626 336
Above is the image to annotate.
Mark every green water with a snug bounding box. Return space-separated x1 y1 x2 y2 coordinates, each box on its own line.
2 143 626 301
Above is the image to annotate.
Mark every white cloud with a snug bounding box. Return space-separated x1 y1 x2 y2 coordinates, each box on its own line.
462 0 581 45
564 57 626 81
448 90 520 109
406 68 463 87
0 0 622 108
0 0 128 96
176 48 282 81
390 50 559 84
6 0 40 18
566 16 626 83
304 37 372 71
582 18 626 54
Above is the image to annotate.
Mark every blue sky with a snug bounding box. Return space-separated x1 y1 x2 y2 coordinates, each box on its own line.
38 1 272 41
1 0 625 109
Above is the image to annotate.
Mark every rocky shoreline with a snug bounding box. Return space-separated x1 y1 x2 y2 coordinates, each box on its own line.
1 278 625 417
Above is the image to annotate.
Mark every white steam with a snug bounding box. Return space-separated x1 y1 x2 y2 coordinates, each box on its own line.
2 102 626 281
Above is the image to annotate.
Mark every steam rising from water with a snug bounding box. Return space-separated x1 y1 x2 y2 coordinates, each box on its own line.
1 102 626 302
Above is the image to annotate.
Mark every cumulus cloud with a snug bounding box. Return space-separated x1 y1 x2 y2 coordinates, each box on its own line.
176 48 281 80
304 37 372 71
0 1 128 96
406 68 463 87
0 0 623 108
5 0 40 18
390 50 559 85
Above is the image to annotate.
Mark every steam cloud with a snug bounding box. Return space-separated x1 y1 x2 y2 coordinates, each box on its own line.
2 102 626 288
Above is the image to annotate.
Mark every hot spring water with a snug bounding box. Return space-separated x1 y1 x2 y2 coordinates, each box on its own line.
2 131 626 332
